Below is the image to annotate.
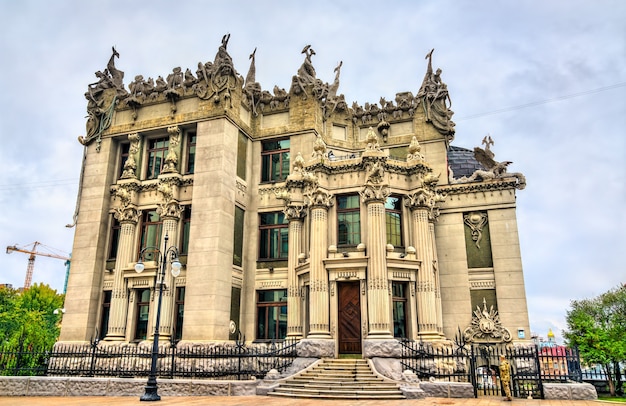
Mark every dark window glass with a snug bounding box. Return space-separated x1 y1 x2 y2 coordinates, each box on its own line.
261 139 290 182
99 291 112 340
186 132 196 174
337 195 361 246
233 206 244 266
229 287 241 340
135 289 151 340
140 210 162 261
392 282 407 338
256 289 287 340
259 212 288 260
237 131 248 180
146 137 169 179
180 206 192 254
174 287 185 341
385 196 403 247
108 218 121 260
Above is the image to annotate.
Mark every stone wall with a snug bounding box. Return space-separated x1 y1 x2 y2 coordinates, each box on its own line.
0 376 258 397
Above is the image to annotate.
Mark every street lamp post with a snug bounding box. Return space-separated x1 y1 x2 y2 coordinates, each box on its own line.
135 233 181 402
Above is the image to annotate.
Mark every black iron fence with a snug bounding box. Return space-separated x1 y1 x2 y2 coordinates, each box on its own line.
400 339 585 399
1 339 297 380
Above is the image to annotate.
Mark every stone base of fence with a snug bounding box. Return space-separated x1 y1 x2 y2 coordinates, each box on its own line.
543 382 598 400
0 376 258 397
419 381 475 398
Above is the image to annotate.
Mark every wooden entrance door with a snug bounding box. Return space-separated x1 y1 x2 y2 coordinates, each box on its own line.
338 282 362 354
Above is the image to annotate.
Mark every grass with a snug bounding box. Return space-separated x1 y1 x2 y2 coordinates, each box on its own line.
598 396 626 403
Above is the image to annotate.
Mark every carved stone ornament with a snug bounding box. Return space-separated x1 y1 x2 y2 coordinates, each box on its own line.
365 127 381 151
312 134 328 161
365 159 385 185
120 133 141 179
360 183 390 204
417 49 455 137
162 126 181 174
464 211 488 249
463 298 512 343
406 136 425 162
157 201 184 220
283 204 306 221
114 206 140 224
405 180 446 220
305 187 333 209
450 136 526 190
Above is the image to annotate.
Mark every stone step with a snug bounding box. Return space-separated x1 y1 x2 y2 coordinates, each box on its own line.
267 358 405 400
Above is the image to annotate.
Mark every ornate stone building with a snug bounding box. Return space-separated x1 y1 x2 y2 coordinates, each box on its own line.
60 37 530 357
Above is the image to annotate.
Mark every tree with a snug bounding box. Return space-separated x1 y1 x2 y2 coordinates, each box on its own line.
0 283 65 348
564 284 626 396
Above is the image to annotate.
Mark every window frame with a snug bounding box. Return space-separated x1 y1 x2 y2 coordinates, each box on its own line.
337 194 361 247
179 205 192 255
260 139 290 183
392 282 408 339
185 131 197 174
134 288 151 341
385 195 404 248
258 212 288 260
174 287 185 341
108 216 121 261
118 142 130 179
99 290 112 340
139 209 163 261
145 136 169 179
256 289 288 340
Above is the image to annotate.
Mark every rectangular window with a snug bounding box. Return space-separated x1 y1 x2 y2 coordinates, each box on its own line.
233 206 245 266
186 132 196 174
146 137 169 179
108 217 121 260
337 195 361 246
174 287 185 341
99 291 112 340
229 287 241 340
385 196 403 247
392 282 407 338
118 142 130 179
256 289 287 340
140 210 162 261
261 139 290 182
259 212 288 260
180 206 192 254
237 131 248 180
135 289 151 340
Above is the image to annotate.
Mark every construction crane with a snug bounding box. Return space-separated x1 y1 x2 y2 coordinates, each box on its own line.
6 242 71 290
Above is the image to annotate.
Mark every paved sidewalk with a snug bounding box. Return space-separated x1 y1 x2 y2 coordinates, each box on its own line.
0 396 605 406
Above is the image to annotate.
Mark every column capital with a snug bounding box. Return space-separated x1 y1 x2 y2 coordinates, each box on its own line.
360 184 389 204
404 185 446 221
283 203 306 221
305 187 333 210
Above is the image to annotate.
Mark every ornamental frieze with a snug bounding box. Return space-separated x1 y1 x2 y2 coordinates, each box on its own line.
463 298 512 343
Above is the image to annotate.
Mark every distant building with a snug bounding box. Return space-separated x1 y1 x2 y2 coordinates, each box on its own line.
60 38 530 357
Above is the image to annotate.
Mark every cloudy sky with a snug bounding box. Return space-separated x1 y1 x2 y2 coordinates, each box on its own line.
1 0 624 343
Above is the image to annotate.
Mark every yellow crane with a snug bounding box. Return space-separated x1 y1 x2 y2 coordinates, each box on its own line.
6 242 71 290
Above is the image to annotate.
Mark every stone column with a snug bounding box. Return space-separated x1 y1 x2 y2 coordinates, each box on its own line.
152 199 183 340
306 190 333 339
361 184 393 339
106 194 140 341
406 187 445 340
285 204 305 339
430 222 444 334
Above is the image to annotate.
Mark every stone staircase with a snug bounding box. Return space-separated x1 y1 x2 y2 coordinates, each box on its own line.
267 358 405 400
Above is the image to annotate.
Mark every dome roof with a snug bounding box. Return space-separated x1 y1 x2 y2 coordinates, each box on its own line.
447 145 485 178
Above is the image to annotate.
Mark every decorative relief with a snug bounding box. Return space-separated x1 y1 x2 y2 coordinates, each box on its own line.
463 298 512 343
259 280 284 289
368 277 387 290
162 126 180 174
365 127 381 151
120 133 141 179
417 49 455 138
305 187 333 209
404 174 446 221
311 134 328 161
469 280 496 290
309 279 328 292
360 184 390 204
283 204 306 221
464 212 488 249
406 136 425 162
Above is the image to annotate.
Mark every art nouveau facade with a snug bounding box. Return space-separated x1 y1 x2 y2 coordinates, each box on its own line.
59 38 530 356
